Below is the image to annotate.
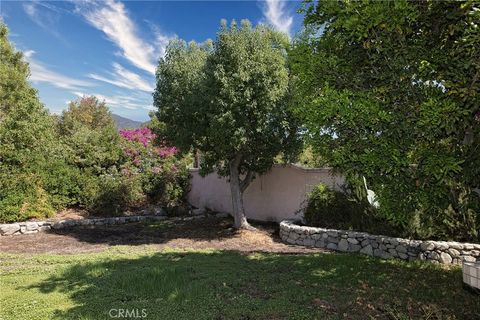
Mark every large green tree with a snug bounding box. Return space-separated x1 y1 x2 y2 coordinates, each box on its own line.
58 96 122 174
291 1 480 240
0 22 59 221
154 20 300 229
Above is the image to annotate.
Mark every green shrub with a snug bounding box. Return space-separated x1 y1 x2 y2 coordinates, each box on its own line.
141 157 190 207
304 182 402 237
0 173 55 222
304 184 353 229
38 160 84 209
88 174 145 216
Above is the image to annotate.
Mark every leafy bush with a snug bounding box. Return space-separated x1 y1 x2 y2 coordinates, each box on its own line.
38 160 84 209
119 127 190 208
58 97 122 174
304 184 353 229
0 173 55 222
88 174 145 216
304 182 402 237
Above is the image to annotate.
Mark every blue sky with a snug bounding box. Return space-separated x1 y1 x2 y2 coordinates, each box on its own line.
1 0 304 121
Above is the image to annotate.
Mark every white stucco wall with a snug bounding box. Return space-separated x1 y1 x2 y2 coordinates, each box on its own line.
187 165 345 222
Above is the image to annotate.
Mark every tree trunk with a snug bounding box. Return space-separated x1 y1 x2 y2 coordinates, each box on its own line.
229 154 254 230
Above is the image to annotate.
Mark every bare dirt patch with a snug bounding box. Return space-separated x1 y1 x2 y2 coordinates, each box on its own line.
0 216 327 255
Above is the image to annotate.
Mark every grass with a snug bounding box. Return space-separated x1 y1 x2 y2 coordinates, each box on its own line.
0 247 479 320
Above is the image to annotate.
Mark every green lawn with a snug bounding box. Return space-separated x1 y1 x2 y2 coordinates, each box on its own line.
1 247 478 320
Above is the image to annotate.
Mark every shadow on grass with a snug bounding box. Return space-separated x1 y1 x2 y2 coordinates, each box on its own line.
27 251 480 320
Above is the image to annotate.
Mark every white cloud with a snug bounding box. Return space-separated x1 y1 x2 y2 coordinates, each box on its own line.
23 2 36 17
25 52 93 91
88 63 154 92
262 0 293 36
75 0 171 74
72 91 150 110
22 1 64 40
24 50 36 59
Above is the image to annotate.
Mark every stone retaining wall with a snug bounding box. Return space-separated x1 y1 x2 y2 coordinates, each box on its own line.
280 220 480 264
0 211 229 236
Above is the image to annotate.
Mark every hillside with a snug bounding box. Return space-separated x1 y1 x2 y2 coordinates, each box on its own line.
112 114 144 129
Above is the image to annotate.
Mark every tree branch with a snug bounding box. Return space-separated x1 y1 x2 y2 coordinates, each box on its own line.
240 170 254 193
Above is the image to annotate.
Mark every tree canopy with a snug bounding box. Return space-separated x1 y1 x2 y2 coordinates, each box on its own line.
154 20 300 228
290 0 480 240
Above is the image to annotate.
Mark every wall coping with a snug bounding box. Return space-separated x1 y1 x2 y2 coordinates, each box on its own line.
280 219 480 265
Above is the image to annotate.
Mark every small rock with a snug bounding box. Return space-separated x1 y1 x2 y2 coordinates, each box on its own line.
420 241 435 251
52 221 66 229
303 238 315 246
290 233 299 240
439 252 452 264
25 222 38 231
427 251 440 260
0 223 20 235
470 250 480 257
398 253 408 260
361 239 370 247
395 245 407 253
315 240 325 248
349 244 361 252
311 233 322 240
436 242 449 250
360 245 373 256
347 238 359 245
286 237 296 244
388 249 398 257
448 242 464 250
338 239 349 252
327 230 338 237
461 255 476 262
447 248 460 257
409 240 421 248
327 236 339 244
388 238 399 246
326 243 338 250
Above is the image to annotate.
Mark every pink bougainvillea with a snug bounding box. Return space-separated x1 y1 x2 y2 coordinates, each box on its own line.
119 127 156 147
156 146 178 158
118 128 180 174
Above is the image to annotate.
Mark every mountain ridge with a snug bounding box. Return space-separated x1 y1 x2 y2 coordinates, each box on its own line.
112 114 144 129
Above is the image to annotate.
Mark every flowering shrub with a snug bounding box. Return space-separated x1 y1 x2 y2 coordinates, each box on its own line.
118 128 189 207
119 128 156 147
